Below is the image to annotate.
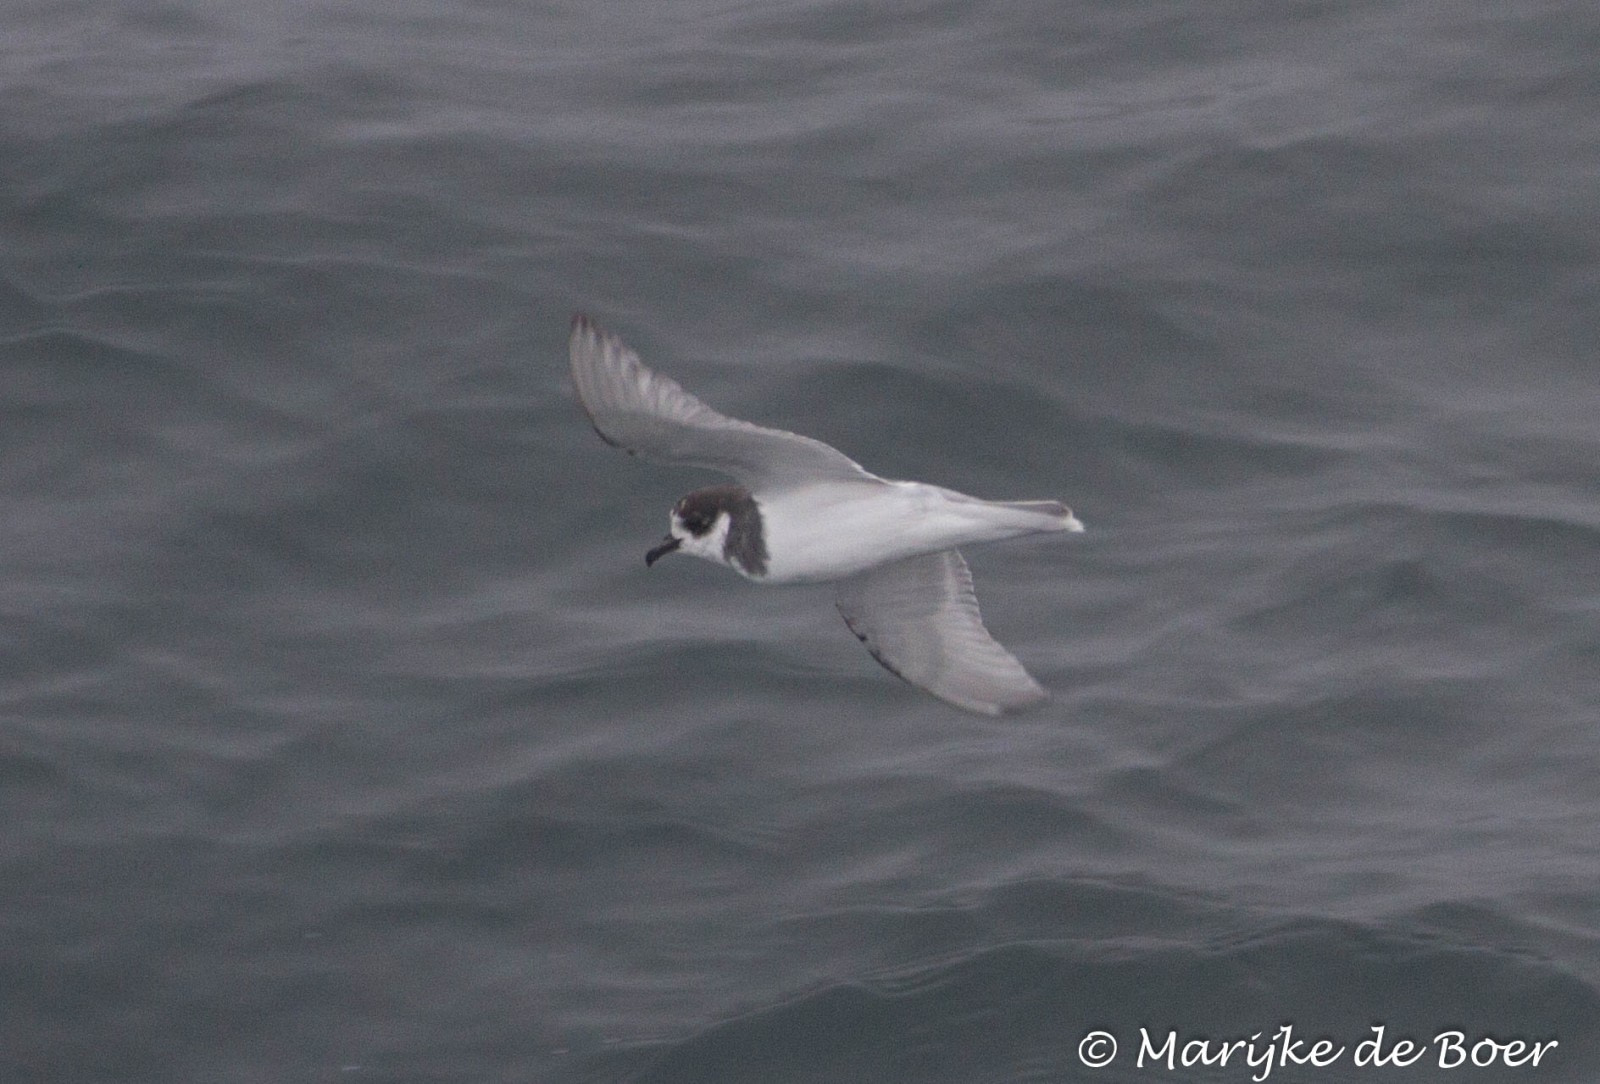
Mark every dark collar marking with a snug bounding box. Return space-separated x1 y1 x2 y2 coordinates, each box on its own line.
675 484 768 576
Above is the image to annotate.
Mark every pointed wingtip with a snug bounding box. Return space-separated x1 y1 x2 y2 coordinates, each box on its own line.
943 682 1048 716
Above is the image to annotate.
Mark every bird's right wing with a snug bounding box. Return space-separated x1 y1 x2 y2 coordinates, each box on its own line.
570 315 876 490
836 549 1047 715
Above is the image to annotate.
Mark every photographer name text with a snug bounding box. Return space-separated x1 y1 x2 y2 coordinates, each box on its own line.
1076 1024 1557 1079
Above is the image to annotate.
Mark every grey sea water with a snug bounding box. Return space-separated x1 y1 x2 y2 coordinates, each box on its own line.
3 2 1598 1081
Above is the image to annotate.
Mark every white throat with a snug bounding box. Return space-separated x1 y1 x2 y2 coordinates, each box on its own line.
674 511 736 569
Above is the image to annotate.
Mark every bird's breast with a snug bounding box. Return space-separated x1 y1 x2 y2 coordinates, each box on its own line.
751 482 981 583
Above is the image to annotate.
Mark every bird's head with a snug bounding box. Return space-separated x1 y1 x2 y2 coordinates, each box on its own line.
646 491 732 568
644 484 767 577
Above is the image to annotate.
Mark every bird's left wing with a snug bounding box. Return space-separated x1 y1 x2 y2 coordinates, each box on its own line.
835 550 1047 715
570 315 876 490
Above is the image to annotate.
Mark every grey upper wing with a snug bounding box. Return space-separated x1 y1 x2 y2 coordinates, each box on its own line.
835 550 1047 715
570 315 876 489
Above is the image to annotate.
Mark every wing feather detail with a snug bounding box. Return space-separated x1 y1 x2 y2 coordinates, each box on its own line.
569 315 875 489
835 550 1047 715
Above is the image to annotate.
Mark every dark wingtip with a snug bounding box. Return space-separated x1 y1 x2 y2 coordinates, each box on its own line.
571 312 591 332
588 422 624 450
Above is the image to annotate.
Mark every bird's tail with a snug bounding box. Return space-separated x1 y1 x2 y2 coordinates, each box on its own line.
990 499 1086 533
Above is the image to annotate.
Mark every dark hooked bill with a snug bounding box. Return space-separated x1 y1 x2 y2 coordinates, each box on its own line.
645 535 681 566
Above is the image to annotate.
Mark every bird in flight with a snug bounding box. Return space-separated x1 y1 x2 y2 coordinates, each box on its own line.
569 314 1083 714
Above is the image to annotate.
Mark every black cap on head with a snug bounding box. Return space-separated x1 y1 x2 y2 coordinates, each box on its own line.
651 484 770 577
